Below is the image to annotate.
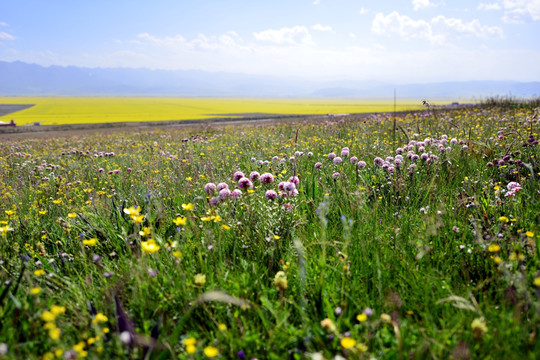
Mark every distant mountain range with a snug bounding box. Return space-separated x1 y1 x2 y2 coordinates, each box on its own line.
1 60 539 98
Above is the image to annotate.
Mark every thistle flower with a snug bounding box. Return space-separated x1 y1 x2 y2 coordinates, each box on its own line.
249 171 260 182
333 157 342 164
233 171 245 182
231 189 242 199
357 161 367 168
219 188 231 200
237 177 253 189
217 182 229 191
332 172 340 179
328 152 336 160
265 190 278 200
314 162 322 169
288 176 300 186
350 156 358 163
374 157 383 167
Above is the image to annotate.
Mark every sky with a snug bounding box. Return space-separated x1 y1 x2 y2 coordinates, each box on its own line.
1 0 539 83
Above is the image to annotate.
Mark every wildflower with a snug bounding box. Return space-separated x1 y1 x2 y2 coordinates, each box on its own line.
237 177 253 189
34 269 45 276
49 327 61 340
174 216 187 226
139 227 151 237
289 176 300 186
233 171 245 182
488 244 500 252
533 277 540 287
218 323 227 331
471 317 488 338
273 271 288 290
204 346 219 357
41 311 56 322
221 224 230 230
340 337 356 349
328 152 336 160
123 206 141 217
314 162 322 169
132 214 145 223
182 203 195 211
374 157 384 167
357 160 367 168
260 173 274 184
204 183 217 195
341 148 350 157
194 273 206 286
332 172 340 179
141 239 160 254
30 287 41 295
52 199 62 204
320 318 337 332
209 197 220 207
526 231 534 238
219 188 231 200
82 238 98 246
333 157 343 164
173 251 183 258
380 313 392 323
499 216 509 223
67 212 77 219
92 313 108 324
265 190 278 200
249 171 260 181
184 337 197 354
50 305 66 316
356 313 368 322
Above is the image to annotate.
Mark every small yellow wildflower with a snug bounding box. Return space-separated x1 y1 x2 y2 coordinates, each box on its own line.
201 216 211 222
274 235 280 240
471 317 488 337
488 244 500 252
141 239 160 254
5 210 15 216
123 206 140 216
273 271 288 290
183 337 197 346
493 256 502 264
139 227 151 237
132 214 145 224
182 203 195 211
221 224 230 230
53 199 62 204
50 305 66 316
499 216 509 223
356 313 368 322
92 313 108 324
356 343 369 352
82 238 98 246
30 287 41 295
380 313 392 323
39 210 47 215
218 323 227 331
173 216 187 226
185 177 193 182
194 273 206 287
34 269 45 276
340 337 356 349
203 346 219 357
526 231 534 238
68 212 77 218
49 327 61 340
41 311 56 322
533 277 540 287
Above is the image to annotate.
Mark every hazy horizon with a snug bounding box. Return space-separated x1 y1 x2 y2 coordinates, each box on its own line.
1 0 540 84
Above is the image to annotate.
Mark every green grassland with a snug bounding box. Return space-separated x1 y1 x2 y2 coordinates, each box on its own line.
0 97 432 125
0 99 539 359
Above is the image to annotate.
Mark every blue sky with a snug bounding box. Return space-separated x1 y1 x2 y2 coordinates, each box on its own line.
1 0 539 83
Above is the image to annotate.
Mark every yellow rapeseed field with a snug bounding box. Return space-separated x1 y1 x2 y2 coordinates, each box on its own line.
0 97 430 125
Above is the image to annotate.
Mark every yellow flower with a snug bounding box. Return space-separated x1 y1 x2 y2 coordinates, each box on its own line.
203 346 219 357
186 177 193 182
173 216 187 226
380 313 392 323
356 343 368 352
139 238 160 253
194 273 206 286
533 277 540 287
499 216 509 223
320 318 336 332
53 199 62 204
183 337 197 346
471 317 488 336
68 212 77 218
123 206 140 216
356 313 368 322
30 287 41 295
41 311 56 322
139 227 151 237
182 203 195 211
201 216 211 222
39 210 47 215
340 337 356 349
49 327 61 340
488 244 500 252
218 323 227 331
221 224 230 230
186 344 196 354
526 231 534 238
82 238 98 246
50 305 66 316
92 313 108 324
173 251 183 258
132 214 145 223
34 269 45 276
274 235 280 240
273 271 288 290
493 256 502 264
5 210 15 216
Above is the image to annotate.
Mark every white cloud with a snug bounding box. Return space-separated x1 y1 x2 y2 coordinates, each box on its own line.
501 0 540 22
312 24 332 32
372 12 503 44
360 8 369 15
313 0 321 4
0 22 8 27
412 0 433 11
478 3 502 10
253 26 314 46
0 31 15 41
349 33 356 38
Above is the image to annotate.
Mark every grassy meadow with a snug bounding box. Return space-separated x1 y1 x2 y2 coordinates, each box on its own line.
0 99 540 359
0 97 429 125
